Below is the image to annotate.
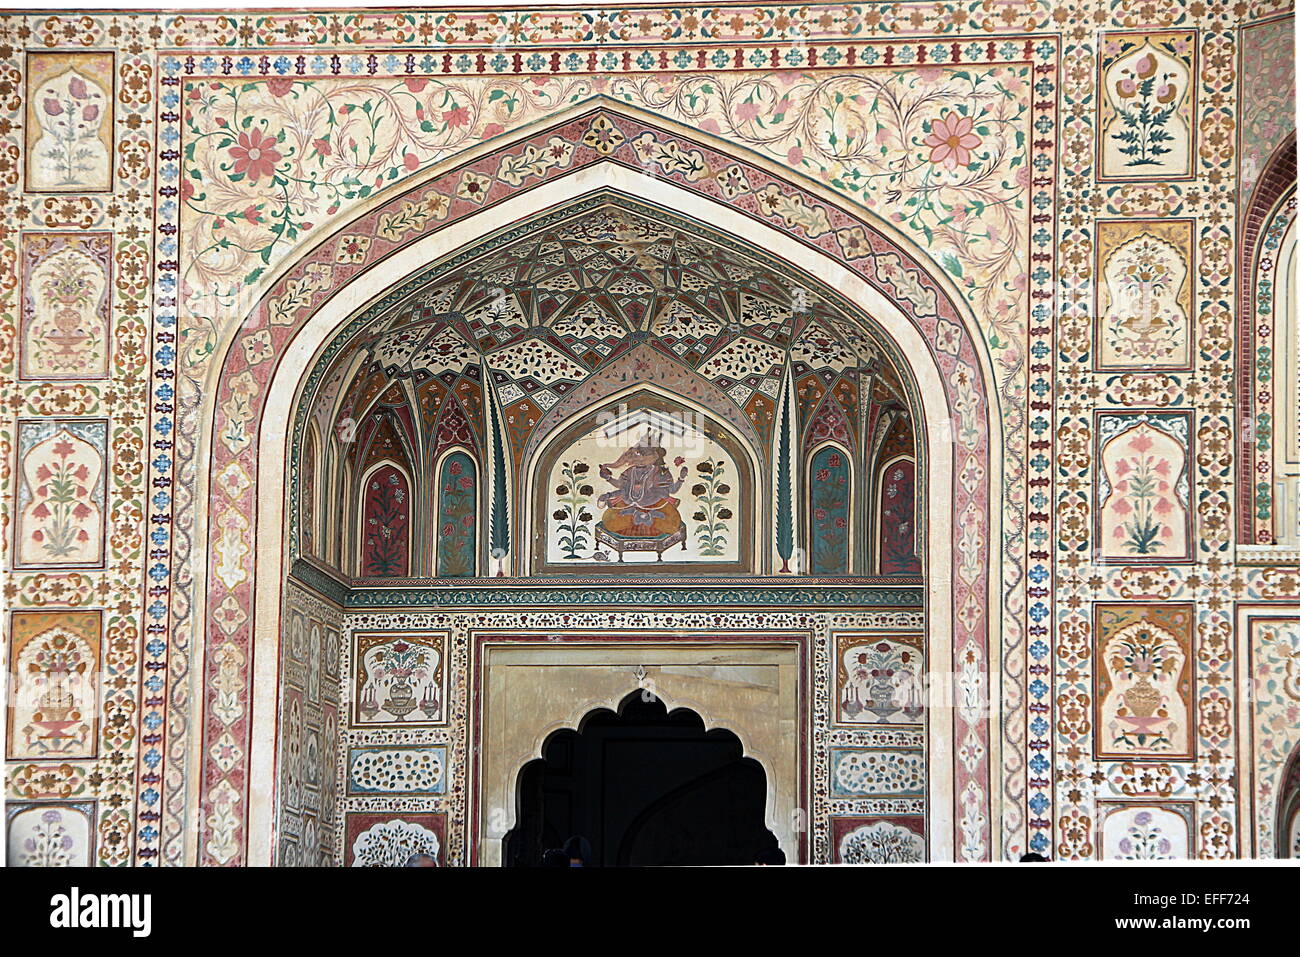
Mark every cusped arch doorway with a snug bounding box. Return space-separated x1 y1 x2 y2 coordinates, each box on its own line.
504 691 778 866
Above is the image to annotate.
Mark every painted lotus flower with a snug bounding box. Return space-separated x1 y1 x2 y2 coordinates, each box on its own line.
924 112 982 171
229 127 283 184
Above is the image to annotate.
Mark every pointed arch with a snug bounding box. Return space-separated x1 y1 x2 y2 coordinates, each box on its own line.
356 459 413 579
300 424 320 561
1237 135 1297 549
433 446 480 578
196 106 1001 866
806 440 854 576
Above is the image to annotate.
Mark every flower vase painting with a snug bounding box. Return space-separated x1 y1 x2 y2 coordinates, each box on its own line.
20 233 112 380
25 53 114 192
1095 220 1193 371
1094 603 1194 760
352 633 445 727
836 635 925 726
1096 413 1192 564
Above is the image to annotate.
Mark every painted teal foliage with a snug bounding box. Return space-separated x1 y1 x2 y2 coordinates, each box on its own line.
436 451 477 577
809 447 850 575
775 379 793 571
487 385 509 560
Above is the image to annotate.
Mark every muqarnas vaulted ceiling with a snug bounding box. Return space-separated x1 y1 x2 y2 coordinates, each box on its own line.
295 194 919 578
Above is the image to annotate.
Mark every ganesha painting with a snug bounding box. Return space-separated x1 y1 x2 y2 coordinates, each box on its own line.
540 408 745 570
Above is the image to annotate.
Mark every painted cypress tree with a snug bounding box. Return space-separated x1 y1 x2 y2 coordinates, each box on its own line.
775 371 794 573
487 383 510 572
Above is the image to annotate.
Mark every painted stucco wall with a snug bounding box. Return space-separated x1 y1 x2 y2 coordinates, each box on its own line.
2 2 1298 865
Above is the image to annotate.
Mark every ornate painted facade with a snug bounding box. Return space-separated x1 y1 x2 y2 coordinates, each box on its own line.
0 2 1297 867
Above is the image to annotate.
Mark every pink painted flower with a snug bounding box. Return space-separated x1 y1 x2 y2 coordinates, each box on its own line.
924 112 981 171
43 97 62 116
736 101 760 122
1128 433 1154 454
68 76 88 99
229 127 283 183
265 77 294 97
405 77 429 93
404 152 420 171
313 137 331 156
482 122 505 138
82 104 98 121
787 145 804 166
442 105 469 128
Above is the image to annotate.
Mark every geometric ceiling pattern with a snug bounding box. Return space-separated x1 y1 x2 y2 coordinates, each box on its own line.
315 200 908 458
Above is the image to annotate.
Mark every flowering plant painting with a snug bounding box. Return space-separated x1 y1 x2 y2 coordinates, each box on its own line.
436 453 478 578
362 466 410 577
34 71 108 189
1098 417 1190 561
1108 432 1175 553
1109 50 1180 169
18 428 103 566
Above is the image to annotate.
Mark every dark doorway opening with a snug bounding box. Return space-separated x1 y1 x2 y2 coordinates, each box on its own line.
503 691 778 866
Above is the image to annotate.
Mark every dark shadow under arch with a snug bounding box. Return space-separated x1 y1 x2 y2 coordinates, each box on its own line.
503 691 777 866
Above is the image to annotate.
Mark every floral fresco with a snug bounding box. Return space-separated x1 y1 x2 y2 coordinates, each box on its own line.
808 445 850 575
24 52 113 192
14 421 107 569
1098 804 1192 860
1095 219 1193 371
19 232 112 380
360 464 411 578
436 451 477 577
4 802 96 867
1094 604 1194 760
877 457 921 575
836 634 925 726
1098 33 1195 181
1096 413 1192 564
352 632 445 726
6 611 101 762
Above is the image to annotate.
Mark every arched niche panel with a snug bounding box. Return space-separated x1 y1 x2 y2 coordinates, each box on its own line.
300 426 319 560
877 455 921 576
358 462 412 578
530 392 756 575
807 443 852 576
434 449 479 578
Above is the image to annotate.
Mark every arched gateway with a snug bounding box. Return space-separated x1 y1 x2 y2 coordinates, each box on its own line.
192 103 1000 866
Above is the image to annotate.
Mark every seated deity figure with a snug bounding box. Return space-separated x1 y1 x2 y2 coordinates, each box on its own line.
596 431 688 544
